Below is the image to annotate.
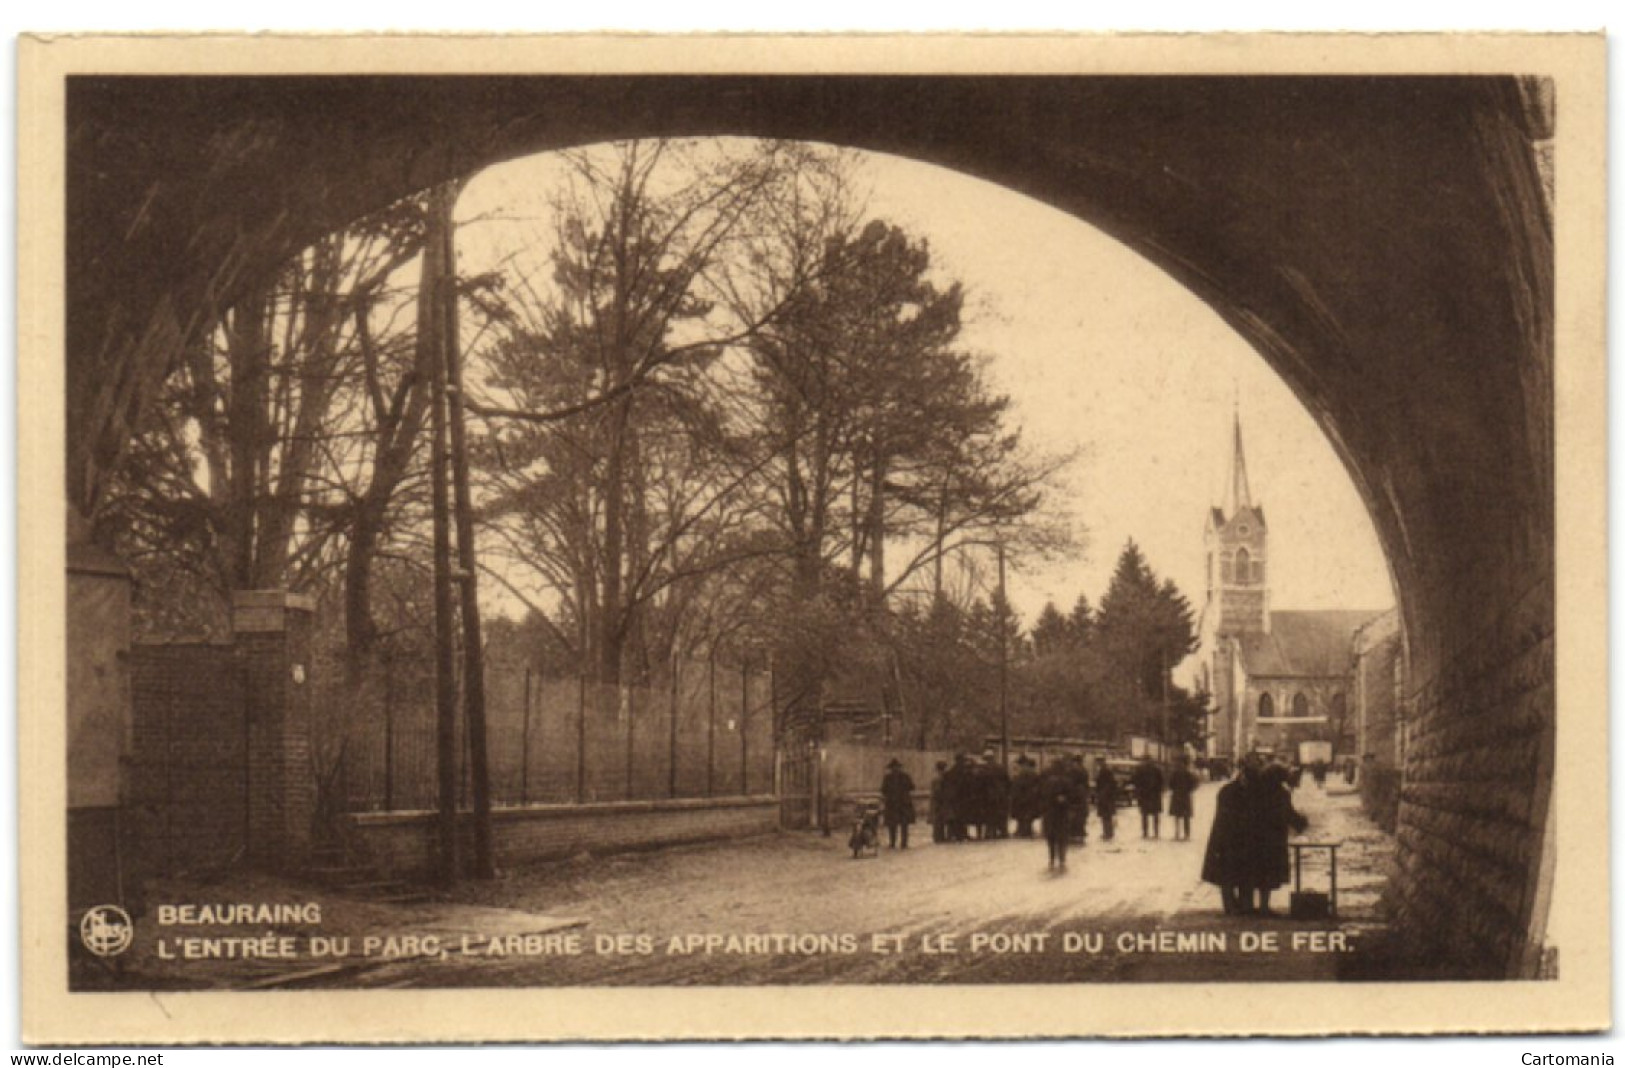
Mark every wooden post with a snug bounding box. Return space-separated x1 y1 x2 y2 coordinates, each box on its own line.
707 654 717 797
520 666 532 806
668 658 680 799
424 181 460 886
576 674 587 803
625 685 636 801
382 655 395 812
444 190 495 876
997 540 1010 773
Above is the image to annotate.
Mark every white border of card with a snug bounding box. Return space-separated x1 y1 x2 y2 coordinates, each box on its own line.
17 32 1608 1043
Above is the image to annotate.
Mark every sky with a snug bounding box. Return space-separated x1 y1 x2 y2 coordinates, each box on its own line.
458 142 1395 651
853 151 1396 623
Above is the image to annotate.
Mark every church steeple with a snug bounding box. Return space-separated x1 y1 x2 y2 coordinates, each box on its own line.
1227 406 1253 516
1204 402 1268 637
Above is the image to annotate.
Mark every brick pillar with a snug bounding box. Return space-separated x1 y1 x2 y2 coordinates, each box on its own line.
234 590 317 868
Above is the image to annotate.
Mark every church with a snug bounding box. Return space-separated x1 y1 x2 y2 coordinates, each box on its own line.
1194 413 1386 760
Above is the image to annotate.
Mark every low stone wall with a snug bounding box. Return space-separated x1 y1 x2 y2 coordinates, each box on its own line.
346 795 780 876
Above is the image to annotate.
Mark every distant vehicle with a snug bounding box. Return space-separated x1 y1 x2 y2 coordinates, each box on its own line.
1103 758 1141 806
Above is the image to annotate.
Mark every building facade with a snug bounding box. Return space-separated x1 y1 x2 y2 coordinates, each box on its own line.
1194 413 1385 760
1351 607 1407 765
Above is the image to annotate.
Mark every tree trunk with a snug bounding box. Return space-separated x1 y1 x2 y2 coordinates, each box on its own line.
868 454 887 607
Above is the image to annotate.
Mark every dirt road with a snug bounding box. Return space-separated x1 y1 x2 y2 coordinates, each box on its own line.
99 776 1393 991
326 776 1394 987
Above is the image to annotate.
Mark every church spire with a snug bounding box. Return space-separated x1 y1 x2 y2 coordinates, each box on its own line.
1227 405 1253 515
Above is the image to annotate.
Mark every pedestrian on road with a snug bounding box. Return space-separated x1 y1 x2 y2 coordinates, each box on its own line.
881 758 917 850
1010 755 1041 838
982 752 1011 839
1067 754 1091 843
929 761 949 843
1132 756 1166 839
967 756 994 840
1201 757 1254 914
1167 755 1199 841
1252 759 1307 914
1039 759 1078 869
1094 758 1119 841
1201 754 1307 914
943 754 973 842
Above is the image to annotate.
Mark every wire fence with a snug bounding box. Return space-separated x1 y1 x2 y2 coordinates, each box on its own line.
318 656 778 813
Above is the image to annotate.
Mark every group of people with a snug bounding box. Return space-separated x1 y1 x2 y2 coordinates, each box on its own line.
921 752 1016 844
1030 753 1202 869
877 746 1315 920
1199 753 1309 916
876 750 1202 871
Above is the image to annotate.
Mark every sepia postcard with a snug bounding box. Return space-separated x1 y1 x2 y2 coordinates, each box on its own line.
16 32 1609 1044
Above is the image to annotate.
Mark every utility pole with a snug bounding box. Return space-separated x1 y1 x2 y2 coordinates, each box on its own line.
997 539 1010 773
442 181 495 879
1160 645 1172 754
424 182 460 886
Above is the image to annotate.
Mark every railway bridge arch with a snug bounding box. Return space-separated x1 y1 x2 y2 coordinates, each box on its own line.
64 72 1557 978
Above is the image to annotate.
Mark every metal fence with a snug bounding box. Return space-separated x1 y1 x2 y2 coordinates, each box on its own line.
319 657 778 813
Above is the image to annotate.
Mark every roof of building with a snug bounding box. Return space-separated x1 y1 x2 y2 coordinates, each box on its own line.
1208 503 1268 532
1238 609 1386 678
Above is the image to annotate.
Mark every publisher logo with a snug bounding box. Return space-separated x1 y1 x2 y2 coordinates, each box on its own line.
80 905 134 957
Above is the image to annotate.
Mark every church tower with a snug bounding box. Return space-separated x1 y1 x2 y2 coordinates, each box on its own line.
1203 410 1270 637
1199 408 1270 756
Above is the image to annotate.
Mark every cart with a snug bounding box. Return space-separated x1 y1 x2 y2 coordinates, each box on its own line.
1287 838 1343 920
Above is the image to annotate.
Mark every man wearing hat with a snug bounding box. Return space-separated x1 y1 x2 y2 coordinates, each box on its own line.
880 757 917 849
942 753 975 841
928 760 950 843
1010 754 1041 838
978 751 1011 840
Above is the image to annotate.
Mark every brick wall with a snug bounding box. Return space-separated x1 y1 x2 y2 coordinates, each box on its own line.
1390 581 1554 978
346 796 781 877
234 592 316 866
123 591 318 876
126 643 246 874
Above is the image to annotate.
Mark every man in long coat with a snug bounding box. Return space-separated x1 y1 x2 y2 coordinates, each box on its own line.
1066 754 1090 843
880 758 917 850
981 753 1011 839
1202 757 1254 914
1202 755 1306 914
1039 758 1078 869
1167 755 1199 841
1132 756 1166 839
1094 758 1120 841
928 760 950 843
1252 760 1307 912
1010 756 1041 838
942 754 973 842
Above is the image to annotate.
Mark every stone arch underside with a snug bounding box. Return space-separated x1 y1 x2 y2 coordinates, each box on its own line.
66 75 1554 978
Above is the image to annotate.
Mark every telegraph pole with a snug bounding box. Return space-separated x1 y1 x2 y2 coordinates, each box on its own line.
443 180 495 879
997 539 1010 772
424 183 460 886
1161 645 1171 754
